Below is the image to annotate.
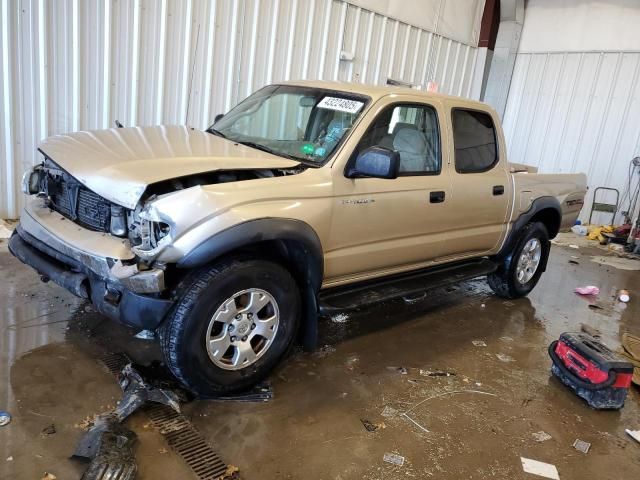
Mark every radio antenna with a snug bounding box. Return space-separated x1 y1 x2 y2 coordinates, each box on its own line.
185 23 201 125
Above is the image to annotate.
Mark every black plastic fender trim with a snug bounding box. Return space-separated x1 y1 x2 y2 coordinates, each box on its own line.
496 196 561 261
177 217 324 288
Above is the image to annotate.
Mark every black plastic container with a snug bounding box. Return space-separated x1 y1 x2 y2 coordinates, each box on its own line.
549 332 634 410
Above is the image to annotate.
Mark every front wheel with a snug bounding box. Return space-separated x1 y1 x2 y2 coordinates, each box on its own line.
160 258 300 396
487 221 550 299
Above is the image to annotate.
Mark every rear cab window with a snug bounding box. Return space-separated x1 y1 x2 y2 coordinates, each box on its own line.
452 108 498 173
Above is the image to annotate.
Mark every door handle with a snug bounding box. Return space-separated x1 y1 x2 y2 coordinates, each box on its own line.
493 185 505 196
430 191 445 203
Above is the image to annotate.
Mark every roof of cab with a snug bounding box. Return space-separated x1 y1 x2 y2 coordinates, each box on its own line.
276 79 490 110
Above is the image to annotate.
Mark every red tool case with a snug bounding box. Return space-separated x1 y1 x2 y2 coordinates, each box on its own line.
549 332 634 410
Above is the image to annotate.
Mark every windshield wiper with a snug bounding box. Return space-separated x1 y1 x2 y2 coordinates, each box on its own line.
205 127 226 138
237 141 317 166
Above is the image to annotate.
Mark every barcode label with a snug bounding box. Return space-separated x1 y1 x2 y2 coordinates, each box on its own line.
317 96 364 114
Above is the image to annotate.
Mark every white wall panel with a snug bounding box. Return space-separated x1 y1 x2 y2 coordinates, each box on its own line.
0 0 480 218
503 51 640 224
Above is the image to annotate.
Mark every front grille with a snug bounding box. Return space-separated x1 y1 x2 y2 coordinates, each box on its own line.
44 159 113 233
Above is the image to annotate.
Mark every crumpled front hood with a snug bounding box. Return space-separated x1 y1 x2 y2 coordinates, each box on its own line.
39 125 299 209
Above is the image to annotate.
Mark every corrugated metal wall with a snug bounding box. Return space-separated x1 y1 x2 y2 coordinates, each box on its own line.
503 51 640 224
0 0 480 218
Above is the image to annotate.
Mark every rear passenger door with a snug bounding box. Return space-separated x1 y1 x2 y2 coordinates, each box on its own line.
439 107 510 259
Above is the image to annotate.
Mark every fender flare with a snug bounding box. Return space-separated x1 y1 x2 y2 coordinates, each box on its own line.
496 196 561 259
177 218 324 287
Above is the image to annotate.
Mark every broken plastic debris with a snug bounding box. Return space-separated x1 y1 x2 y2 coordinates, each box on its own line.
6 456 13 462
572 439 590 453
41 424 56 437
0 411 10 426
109 259 139 279
496 353 515 363
41 473 57 480
331 313 350 324
383 452 405 467
618 289 630 303
381 405 398 418
134 329 156 340
569 244 580 249
472 340 487 347
520 457 559 480
575 285 600 295
626 429 640 444
532 431 552 442
419 369 456 377
387 366 408 375
360 419 385 432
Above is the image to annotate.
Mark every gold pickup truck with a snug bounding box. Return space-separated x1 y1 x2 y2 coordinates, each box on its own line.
10 80 587 395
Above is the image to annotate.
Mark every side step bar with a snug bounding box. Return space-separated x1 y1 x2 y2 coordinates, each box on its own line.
318 258 497 313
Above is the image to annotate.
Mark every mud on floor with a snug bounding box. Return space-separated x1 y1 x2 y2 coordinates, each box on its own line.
1 241 640 479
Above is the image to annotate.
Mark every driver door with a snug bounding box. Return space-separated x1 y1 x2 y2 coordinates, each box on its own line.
325 99 453 285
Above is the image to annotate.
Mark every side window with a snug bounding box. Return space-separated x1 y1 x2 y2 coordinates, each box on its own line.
452 109 498 173
354 103 441 174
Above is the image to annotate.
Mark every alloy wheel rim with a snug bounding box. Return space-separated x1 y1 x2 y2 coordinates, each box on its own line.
205 288 280 371
516 238 542 284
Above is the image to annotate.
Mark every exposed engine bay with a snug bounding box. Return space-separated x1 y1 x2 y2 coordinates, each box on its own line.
27 156 306 257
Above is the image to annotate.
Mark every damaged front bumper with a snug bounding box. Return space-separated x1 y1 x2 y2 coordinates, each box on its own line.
9 200 172 331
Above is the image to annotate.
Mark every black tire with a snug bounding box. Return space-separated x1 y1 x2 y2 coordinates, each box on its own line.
160 257 300 396
487 221 550 299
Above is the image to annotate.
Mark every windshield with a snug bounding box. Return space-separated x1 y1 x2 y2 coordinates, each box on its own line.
209 85 369 165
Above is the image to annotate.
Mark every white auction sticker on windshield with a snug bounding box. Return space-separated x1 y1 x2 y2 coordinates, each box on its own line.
317 96 364 114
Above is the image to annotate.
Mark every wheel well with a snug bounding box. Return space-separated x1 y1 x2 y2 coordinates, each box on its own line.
164 238 322 350
530 208 561 239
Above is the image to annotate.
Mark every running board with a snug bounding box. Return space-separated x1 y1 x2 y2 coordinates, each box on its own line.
318 258 497 313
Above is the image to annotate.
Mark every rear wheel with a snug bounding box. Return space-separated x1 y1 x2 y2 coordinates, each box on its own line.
160 258 300 396
487 221 550 299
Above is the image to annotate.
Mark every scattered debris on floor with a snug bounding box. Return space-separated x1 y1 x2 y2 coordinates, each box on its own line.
382 452 405 467
618 289 630 302
314 344 336 358
472 339 487 347
360 418 385 432
41 424 56 437
520 457 560 480
626 429 640 444
73 364 184 479
386 366 408 375
0 411 10 426
330 313 350 324
532 431 552 442
575 285 600 295
568 259 580 265
133 329 155 340
572 439 591 454
41 473 57 480
419 369 456 377
496 353 515 362
6 456 13 462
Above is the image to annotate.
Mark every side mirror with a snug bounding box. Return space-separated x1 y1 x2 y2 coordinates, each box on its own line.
347 147 400 179
214 113 224 123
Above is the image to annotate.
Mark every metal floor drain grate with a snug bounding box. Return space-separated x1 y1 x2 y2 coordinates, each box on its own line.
146 404 229 480
97 352 232 480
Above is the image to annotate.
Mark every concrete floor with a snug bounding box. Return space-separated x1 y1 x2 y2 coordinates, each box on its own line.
1 238 639 479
